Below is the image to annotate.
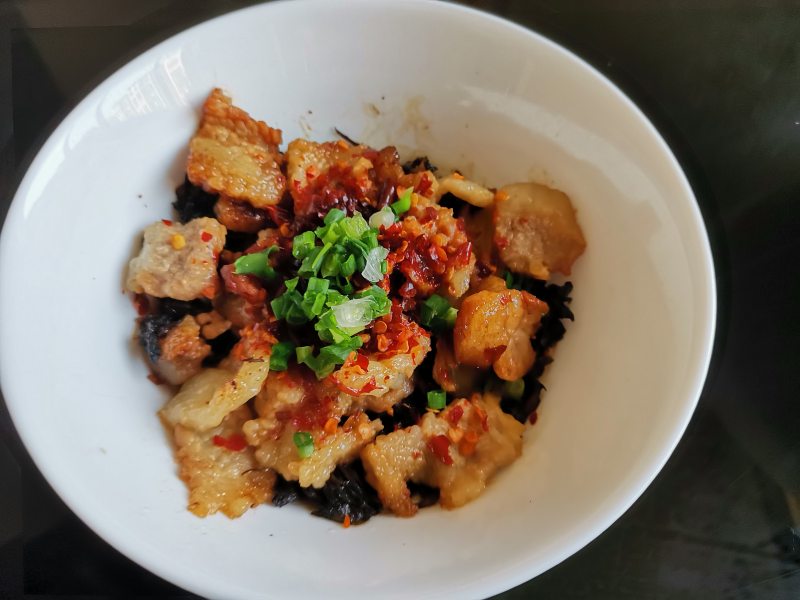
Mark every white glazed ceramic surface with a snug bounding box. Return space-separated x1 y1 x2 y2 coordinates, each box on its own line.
0 1 715 598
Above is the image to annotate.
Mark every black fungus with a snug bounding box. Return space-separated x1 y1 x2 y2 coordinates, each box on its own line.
173 176 218 222
138 297 213 363
272 461 381 524
500 278 575 423
224 231 259 253
158 297 213 319
408 481 440 508
271 477 301 508
372 351 437 431
139 314 176 363
203 329 240 367
402 156 438 174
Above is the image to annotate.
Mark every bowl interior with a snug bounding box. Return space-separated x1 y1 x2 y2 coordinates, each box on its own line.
0 1 715 598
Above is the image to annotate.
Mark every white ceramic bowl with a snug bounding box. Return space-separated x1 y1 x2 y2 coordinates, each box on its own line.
0 1 716 598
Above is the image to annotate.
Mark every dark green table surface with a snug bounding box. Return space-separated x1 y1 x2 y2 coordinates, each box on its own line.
1 1 799 598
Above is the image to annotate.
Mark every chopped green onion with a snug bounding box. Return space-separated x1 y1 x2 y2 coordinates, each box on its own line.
292 231 316 259
427 390 447 410
324 208 346 225
325 290 348 306
504 379 525 400
361 245 389 283
295 337 363 380
369 206 396 229
340 255 357 277
338 213 369 240
295 345 314 363
293 431 314 458
391 187 413 214
355 286 392 316
420 294 454 328
269 341 295 371
284 277 300 292
332 297 378 329
233 245 279 280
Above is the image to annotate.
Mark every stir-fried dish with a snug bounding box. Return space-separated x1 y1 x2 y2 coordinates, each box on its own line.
125 89 586 524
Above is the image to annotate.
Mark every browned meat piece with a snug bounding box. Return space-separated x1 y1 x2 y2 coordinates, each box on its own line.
437 173 494 207
384 204 475 300
187 88 286 209
155 315 211 385
172 405 274 518
494 182 586 279
160 358 270 432
361 394 524 516
454 281 548 381
463 207 495 272
250 413 381 489
432 337 481 396
286 139 376 219
213 194 269 233
242 368 381 488
126 217 226 301
329 309 431 413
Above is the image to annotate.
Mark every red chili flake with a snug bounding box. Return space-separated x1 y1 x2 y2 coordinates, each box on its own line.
212 434 247 452
428 435 454 466
161 219 173 226
331 376 379 397
343 514 351 528
353 352 370 370
416 172 433 196
446 405 464 427
132 293 149 316
495 235 509 250
529 411 539 425
200 231 212 242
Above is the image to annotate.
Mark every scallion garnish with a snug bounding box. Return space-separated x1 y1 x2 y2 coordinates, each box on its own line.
233 245 279 280
269 341 295 371
293 431 314 458
269 208 395 379
427 390 447 410
391 187 413 214
420 294 457 330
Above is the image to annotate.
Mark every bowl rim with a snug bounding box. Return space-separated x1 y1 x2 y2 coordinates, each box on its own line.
0 0 717 597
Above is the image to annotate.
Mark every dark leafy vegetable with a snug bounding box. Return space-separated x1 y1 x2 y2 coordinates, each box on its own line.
272 462 381 524
401 156 438 174
173 177 217 222
408 481 440 508
138 298 212 363
500 276 575 423
203 329 239 367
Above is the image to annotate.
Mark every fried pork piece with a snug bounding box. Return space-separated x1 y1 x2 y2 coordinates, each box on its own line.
330 313 432 412
494 182 586 279
187 88 286 209
361 394 524 516
126 218 226 301
213 194 269 233
432 337 480 396
160 359 270 431
392 204 476 300
286 139 376 218
454 276 548 381
172 405 274 518
242 367 385 488
437 173 495 207
153 315 211 385
250 413 382 488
